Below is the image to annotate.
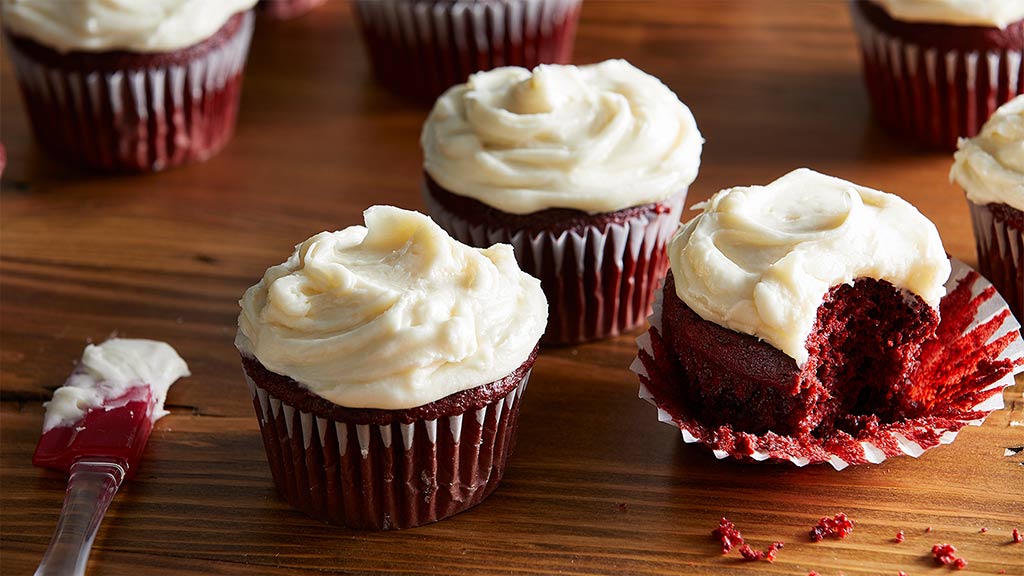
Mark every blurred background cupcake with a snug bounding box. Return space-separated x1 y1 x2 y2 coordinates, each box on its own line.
421 59 703 345
849 0 1024 150
951 95 1024 320
257 0 324 20
2 0 257 171
354 0 582 103
237 206 547 529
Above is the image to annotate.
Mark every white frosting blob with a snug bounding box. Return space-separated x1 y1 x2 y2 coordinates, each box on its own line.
42 338 191 433
421 59 703 215
869 0 1024 29
951 95 1024 211
668 168 951 367
2 0 257 53
235 206 548 410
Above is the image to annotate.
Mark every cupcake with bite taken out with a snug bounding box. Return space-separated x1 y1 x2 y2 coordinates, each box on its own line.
2 0 257 171
849 0 1024 150
422 59 703 345
634 169 1024 469
236 206 547 530
951 95 1024 320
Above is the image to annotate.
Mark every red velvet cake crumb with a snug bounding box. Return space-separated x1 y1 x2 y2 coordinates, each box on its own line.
810 513 855 542
926 527 933 533
932 544 967 568
736 542 784 562
895 530 905 543
898 571 909 576
711 517 744 553
979 527 988 533
1012 528 1022 543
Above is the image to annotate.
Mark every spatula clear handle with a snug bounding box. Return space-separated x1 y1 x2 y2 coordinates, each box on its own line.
35 459 126 576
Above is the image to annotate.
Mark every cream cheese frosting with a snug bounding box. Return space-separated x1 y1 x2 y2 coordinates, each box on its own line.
421 59 703 215
1 0 257 53
668 168 951 367
43 338 191 433
236 206 548 410
869 0 1024 29
951 95 1024 211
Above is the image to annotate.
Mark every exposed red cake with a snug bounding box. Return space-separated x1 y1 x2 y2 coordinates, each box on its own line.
241 349 537 530
4 11 253 171
660 271 939 438
969 201 1023 321
354 0 581 104
425 174 683 345
850 0 1024 149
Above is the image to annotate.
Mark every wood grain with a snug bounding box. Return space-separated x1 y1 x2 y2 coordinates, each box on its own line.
2 1 1022 575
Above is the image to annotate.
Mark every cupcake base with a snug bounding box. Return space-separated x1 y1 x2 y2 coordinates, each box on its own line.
4 11 254 171
850 0 1024 150
354 0 582 103
424 176 685 345
633 259 1024 470
242 350 536 530
970 201 1023 321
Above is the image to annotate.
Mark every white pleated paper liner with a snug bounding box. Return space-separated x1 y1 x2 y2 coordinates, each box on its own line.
245 366 531 530
632 259 1024 471
426 189 685 345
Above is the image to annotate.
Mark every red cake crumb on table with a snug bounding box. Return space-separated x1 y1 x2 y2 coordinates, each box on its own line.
711 517 744 553
808 572 820 576
898 571 909 576
810 513 855 542
895 530 905 543
1012 528 1022 543
926 526 933 533
737 542 784 562
980 527 988 533
932 544 967 569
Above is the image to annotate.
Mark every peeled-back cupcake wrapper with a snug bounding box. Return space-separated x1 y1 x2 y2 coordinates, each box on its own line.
245 370 530 530
970 202 1023 321
5 11 253 171
354 0 581 102
426 192 685 345
632 259 1024 471
851 8 1024 150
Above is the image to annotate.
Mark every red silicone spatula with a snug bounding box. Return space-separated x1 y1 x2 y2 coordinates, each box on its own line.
31 339 188 576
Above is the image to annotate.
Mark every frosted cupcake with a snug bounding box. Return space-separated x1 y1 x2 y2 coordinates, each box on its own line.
2 0 257 171
634 169 1023 468
951 95 1024 320
422 59 703 344
236 206 547 529
354 0 582 103
849 0 1024 149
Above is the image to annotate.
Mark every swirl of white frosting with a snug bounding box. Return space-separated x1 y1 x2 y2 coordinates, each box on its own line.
236 206 547 410
869 0 1024 29
951 95 1024 211
668 168 951 367
1 0 257 53
421 59 703 215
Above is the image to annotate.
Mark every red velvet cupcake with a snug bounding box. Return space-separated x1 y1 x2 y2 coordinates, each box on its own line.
236 206 547 529
634 169 1024 469
951 95 1024 321
421 60 703 344
354 0 581 103
850 0 1024 150
258 0 325 20
2 0 257 171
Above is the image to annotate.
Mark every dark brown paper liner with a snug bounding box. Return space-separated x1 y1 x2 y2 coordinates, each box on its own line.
850 2 1024 150
633 259 1024 469
244 366 532 530
969 201 1023 321
426 190 685 345
4 11 254 171
353 0 581 103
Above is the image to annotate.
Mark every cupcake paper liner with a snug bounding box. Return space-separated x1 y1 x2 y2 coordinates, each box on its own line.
970 201 1023 321
245 368 531 530
426 192 685 345
850 5 1024 150
632 259 1024 470
5 11 254 171
354 0 581 103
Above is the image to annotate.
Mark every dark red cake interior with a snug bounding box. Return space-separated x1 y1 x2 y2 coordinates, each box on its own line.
660 272 939 438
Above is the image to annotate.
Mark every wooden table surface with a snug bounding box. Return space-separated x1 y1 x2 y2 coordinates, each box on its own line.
2 2 1022 575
